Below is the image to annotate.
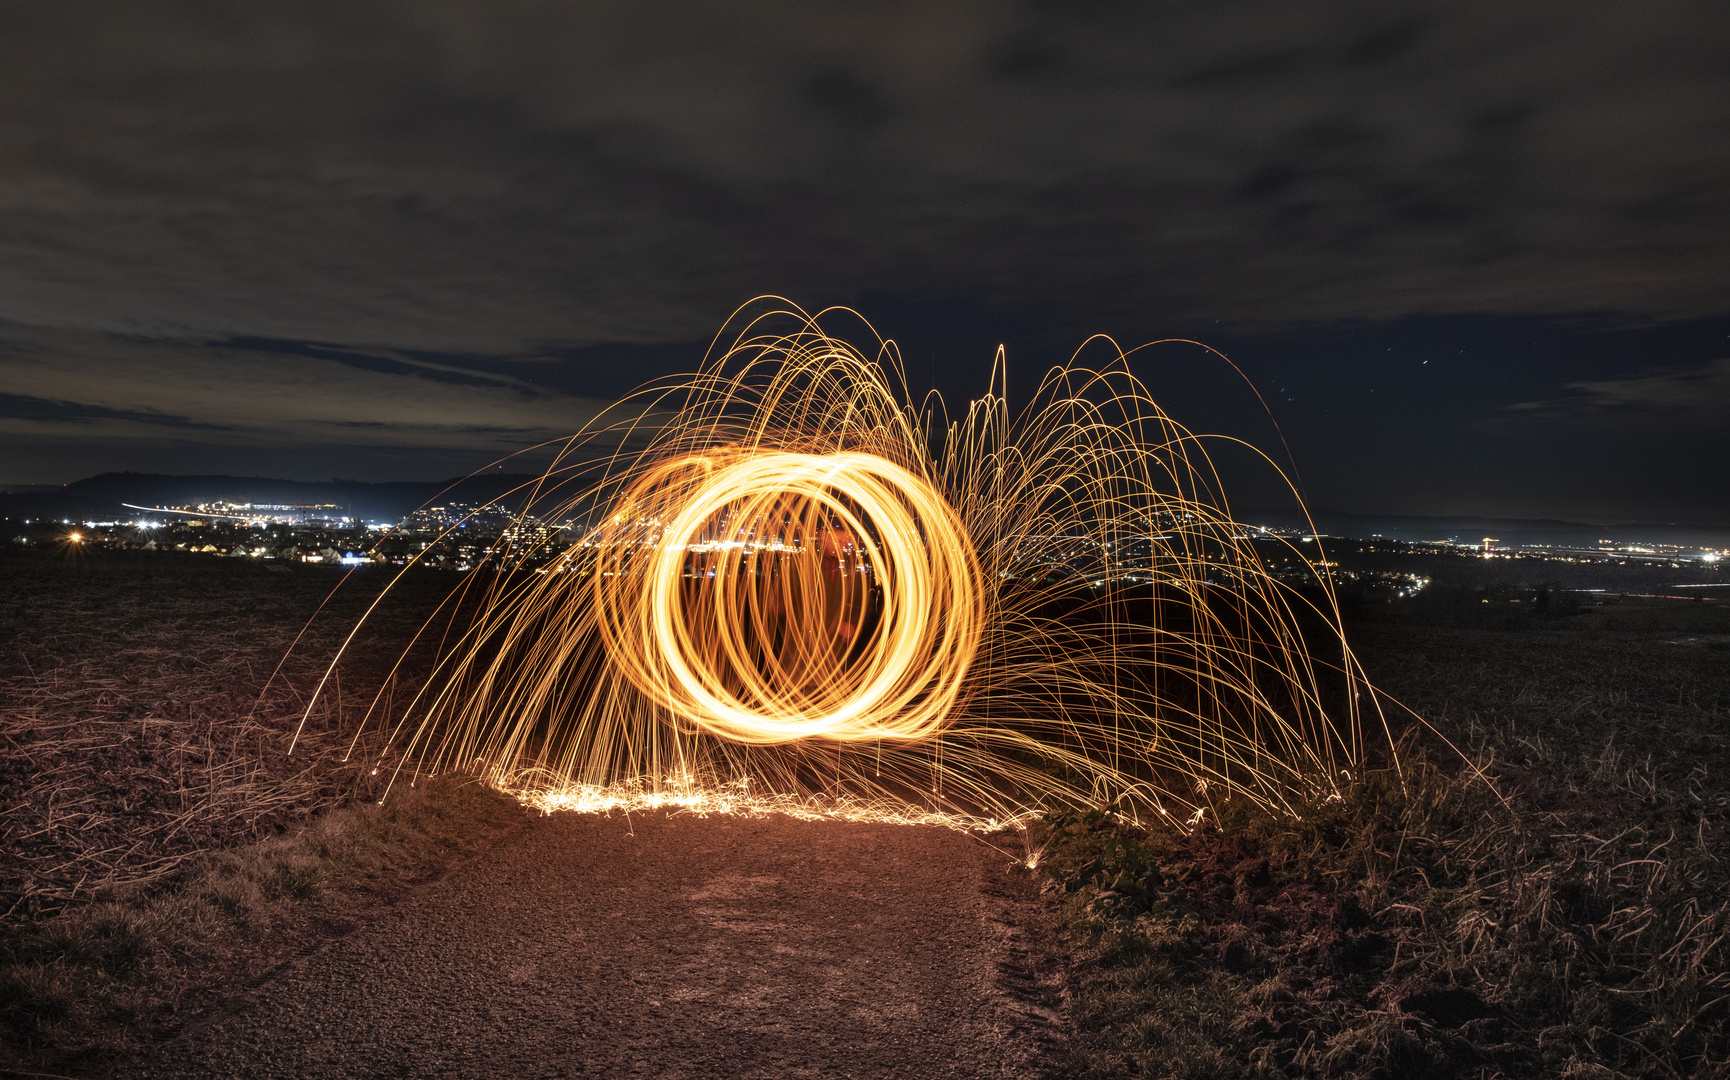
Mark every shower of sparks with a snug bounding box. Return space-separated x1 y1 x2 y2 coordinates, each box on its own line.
301 300 1389 828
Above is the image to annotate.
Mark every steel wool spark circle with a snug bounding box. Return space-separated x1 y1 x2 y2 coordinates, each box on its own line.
594 449 984 745
311 299 1389 827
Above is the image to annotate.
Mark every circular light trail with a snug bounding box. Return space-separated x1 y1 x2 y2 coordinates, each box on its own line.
594 449 982 744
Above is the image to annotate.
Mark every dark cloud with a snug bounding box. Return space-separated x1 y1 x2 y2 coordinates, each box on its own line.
218 338 527 390
1497 357 1730 428
0 321 614 459
0 0 1724 355
0 392 226 430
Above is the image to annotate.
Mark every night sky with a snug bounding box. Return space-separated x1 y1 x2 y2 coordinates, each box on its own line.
1 2 1726 524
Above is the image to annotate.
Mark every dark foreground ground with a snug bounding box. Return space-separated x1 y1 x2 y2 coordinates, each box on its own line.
6 549 1729 1078
0 552 1062 1078
134 811 1066 1080
1036 595 1730 1078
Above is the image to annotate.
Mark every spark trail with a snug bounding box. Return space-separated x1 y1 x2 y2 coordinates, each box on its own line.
304 300 1386 828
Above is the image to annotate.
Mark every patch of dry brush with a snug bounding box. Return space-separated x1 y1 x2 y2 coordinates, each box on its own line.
1039 601 1730 1079
3 777 522 1070
0 555 438 922
0 553 510 1072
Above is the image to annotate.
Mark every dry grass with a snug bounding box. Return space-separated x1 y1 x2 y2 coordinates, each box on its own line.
3 662 387 921
0 552 460 921
1 778 523 1072
0 550 520 1074
1037 599 1730 1079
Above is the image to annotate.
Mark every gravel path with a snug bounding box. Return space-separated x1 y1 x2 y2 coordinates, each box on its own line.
143 811 1069 1079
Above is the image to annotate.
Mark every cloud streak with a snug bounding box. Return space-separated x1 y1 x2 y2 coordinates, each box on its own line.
1499 357 1730 428
0 323 614 454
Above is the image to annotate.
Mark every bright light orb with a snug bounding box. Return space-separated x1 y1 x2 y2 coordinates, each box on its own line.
594 449 983 745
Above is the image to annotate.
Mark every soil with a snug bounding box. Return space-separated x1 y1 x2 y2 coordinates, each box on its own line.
131 810 1071 1079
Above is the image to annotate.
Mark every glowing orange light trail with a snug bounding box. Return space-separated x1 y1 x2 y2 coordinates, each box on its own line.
302 299 1388 829
595 449 981 745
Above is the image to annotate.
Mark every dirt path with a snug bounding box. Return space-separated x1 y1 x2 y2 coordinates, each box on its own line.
139 811 1069 1079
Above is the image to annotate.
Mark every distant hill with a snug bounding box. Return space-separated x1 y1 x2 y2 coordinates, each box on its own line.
0 472 560 524
1241 507 1730 549
8 473 1725 548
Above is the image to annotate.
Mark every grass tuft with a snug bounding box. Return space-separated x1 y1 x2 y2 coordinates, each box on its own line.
0 548 523 1074
1 779 524 1072
1036 599 1730 1078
